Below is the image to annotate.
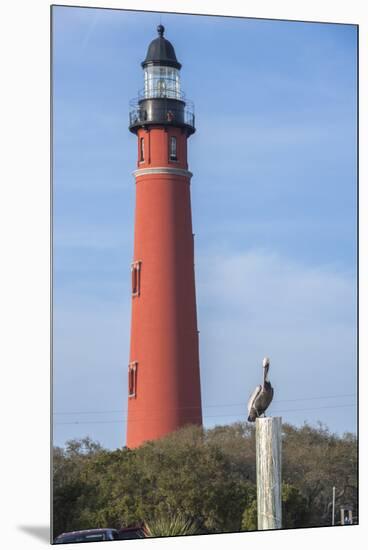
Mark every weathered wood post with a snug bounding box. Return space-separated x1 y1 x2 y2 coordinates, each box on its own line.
256 416 282 530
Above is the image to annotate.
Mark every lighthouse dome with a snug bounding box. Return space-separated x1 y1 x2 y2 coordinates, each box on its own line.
141 25 182 70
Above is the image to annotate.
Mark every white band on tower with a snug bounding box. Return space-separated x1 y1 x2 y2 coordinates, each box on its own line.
133 167 193 179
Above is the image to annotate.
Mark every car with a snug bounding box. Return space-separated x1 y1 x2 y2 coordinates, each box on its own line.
53 528 120 544
118 526 145 540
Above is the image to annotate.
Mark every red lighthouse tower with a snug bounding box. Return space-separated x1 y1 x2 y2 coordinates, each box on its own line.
126 25 202 448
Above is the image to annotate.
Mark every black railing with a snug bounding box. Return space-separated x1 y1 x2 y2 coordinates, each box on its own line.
129 98 195 130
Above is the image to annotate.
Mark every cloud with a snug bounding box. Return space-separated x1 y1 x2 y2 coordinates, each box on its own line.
53 299 131 449
196 248 356 433
53 223 132 251
198 249 355 322
52 248 356 449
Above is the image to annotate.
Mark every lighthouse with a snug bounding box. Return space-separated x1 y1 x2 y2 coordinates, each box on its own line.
126 25 203 448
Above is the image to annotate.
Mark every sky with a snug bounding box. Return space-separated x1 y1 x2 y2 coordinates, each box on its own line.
52 6 357 450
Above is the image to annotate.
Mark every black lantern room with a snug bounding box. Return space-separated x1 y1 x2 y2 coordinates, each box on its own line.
129 25 195 135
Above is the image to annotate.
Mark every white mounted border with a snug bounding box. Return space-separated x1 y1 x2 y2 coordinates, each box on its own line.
2 1 366 550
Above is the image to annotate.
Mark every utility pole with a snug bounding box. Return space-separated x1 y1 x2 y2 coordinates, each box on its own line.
256 417 282 530
332 486 336 526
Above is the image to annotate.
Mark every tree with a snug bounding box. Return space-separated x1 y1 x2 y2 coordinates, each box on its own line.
282 422 357 526
52 422 357 538
52 437 105 538
241 499 257 531
282 483 309 528
241 483 309 531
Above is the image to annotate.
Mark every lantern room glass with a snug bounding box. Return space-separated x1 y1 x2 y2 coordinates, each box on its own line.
144 66 181 99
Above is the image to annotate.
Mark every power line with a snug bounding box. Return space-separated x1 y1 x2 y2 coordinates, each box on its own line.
54 402 356 425
53 393 356 416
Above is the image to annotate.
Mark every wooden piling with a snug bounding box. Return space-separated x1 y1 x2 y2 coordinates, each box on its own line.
256 417 282 530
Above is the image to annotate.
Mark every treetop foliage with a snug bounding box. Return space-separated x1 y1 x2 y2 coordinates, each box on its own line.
53 422 357 539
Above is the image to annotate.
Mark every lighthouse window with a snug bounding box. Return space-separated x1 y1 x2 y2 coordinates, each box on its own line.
169 136 177 161
131 260 141 296
128 362 138 398
144 66 181 99
139 138 144 162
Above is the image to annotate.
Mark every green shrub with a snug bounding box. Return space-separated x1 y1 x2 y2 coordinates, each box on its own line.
241 483 310 531
144 513 199 537
241 499 257 531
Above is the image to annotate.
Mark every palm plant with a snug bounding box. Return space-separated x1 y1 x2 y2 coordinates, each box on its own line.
144 513 198 537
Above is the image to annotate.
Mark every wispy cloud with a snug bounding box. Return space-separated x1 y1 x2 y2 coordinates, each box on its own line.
196 248 356 432
194 114 355 154
53 223 133 251
79 9 101 55
53 247 356 448
53 299 131 449
51 9 356 447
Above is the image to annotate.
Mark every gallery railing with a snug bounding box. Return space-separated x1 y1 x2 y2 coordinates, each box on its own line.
129 97 195 131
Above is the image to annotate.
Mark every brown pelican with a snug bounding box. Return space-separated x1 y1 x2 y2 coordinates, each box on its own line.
247 357 274 422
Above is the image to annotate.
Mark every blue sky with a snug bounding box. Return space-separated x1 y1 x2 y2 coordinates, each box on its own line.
52 6 357 449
